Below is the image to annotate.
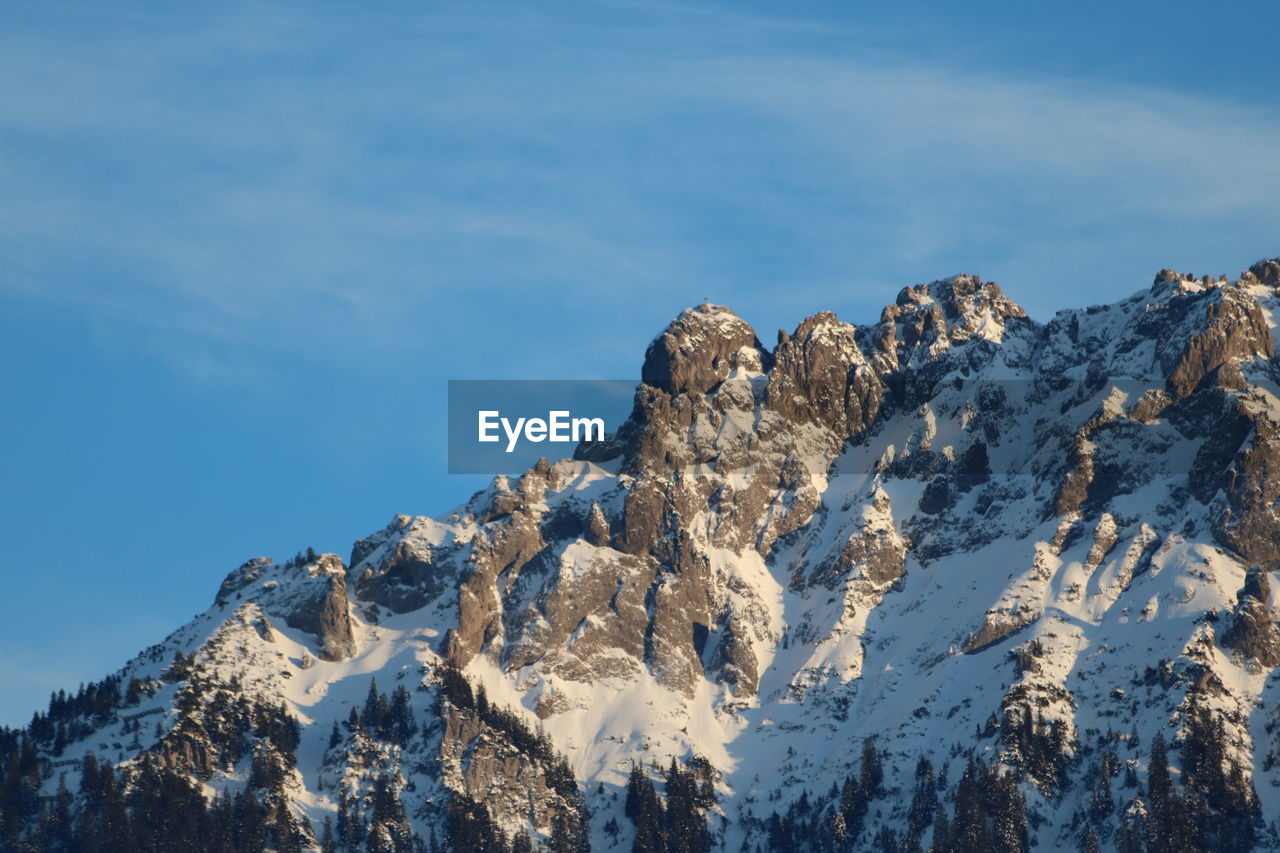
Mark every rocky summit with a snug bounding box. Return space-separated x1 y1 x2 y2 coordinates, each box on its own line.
8 258 1280 852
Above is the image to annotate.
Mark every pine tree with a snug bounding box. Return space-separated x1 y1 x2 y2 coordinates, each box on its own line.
389 686 416 746
321 816 337 853
1147 732 1172 850
861 738 884 797
363 678 388 735
548 807 591 853
907 756 936 836
512 828 535 853
1089 761 1114 821
367 773 414 853
874 826 899 853
951 755 992 853
625 762 665 853
45 773 74 852
444 793 507 853
986 765 1029 853
338 787 362 852
663 757 711 853
234 786 269 852
930 802 951 853
839 772 866 843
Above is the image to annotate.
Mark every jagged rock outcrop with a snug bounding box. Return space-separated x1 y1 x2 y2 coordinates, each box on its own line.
1221 567 1280 667
881 274 1027 355
278 555 355 661
640 303 769 395
584 501 610 547
214 556 273 606
436 695 586 839
214 553 356 660
1161 285 1273 399
808 486 905 590
350 514 467 613
1213 403 1280 570
1246 257 1280 286
766 311 883 438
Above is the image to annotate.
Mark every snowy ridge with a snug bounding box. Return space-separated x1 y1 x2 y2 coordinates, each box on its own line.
12 258 1280 852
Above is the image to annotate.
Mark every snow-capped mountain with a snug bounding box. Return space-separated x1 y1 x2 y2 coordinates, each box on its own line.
8 257 1280 853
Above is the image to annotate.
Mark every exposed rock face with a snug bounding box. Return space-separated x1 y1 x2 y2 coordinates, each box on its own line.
962 606 1040 655
349 514 465 612
1214 403 1280 569
765 311 886 445
214 557 272 606
502 542 652 682
214 553 356 660
1247 257 1280 286
1221 567 1280 666
1161 286 1273 399
278 555 355 661
640 303 768 395
883 274 1027 354
584 501 610 546
808 486 905 590
436 699 585 838
331 260 1280 842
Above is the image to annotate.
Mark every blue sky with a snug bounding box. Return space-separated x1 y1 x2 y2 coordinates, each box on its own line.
2 0 1278 725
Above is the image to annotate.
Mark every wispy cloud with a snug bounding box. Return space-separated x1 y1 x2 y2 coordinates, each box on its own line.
2 0 1278 384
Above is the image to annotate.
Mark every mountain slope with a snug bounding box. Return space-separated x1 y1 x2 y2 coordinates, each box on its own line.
7 257 1280 852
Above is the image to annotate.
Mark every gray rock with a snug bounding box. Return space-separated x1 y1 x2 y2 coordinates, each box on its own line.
1221 567 1280 667
641 303 769 395
279 555 355 661
1248 257 1280 286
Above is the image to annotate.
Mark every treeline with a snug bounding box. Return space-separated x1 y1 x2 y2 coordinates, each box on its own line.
2 656 310 853
740 745 1029 853
27 678 121 750
162 671 301 785
9 654 1262 853
326 678 420 853
1111 709 1259 853
444 793 582 853
738 738 890 852
925 755 1028 853
19 672 161 759
1 750 306 853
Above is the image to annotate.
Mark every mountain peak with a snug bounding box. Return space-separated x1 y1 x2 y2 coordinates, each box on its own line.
1246 256 1280 286
893 273 1027 324
641 302 769 394
876 274 1029 361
